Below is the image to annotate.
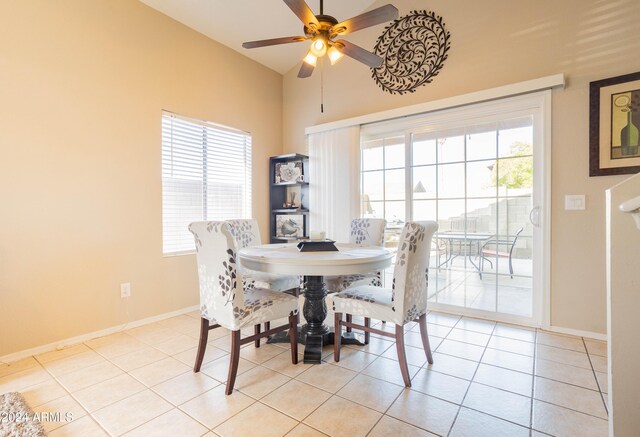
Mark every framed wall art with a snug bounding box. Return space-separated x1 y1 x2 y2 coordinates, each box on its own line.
590 71 640 176
274 160 304 184
275 214 304 238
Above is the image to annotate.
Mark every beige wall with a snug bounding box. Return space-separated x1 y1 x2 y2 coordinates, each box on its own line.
282 0 640 334
0 0 282 356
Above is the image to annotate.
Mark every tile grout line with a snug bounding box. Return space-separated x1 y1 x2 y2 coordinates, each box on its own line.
582 336 609 416
35 342 113 436
41 335 224 435
365 311 459 437
445 317 496 437
332 322 403 437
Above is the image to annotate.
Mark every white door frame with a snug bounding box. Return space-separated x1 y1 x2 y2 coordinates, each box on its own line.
363 91 552 328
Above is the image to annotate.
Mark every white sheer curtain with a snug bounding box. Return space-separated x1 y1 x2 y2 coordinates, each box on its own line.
308 126 361 243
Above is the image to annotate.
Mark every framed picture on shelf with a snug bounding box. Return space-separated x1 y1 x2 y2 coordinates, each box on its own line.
274 160 304 184
590 71 640 176
275 214 304 238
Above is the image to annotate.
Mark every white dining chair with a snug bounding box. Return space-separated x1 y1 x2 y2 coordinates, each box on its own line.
189 221 299 395
331 220 439 387
226 219 301 292
325 218 386 341
325 218 386 292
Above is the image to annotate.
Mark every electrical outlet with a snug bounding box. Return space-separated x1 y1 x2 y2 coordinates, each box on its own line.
120 282 131 298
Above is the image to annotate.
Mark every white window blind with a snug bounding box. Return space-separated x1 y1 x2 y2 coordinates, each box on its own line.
162 112 252 255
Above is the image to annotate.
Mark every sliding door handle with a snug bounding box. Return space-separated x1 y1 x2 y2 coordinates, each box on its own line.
529 206 540 227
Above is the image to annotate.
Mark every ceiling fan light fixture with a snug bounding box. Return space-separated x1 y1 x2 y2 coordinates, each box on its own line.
310 38 327 57
303 51 318 66
327 45 343 65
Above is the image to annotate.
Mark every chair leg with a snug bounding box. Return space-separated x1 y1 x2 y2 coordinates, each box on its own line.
418 314 434 364
346 314 352 333
194 318 209 372
254 324 261 348
364 317 370 344
334 312 342 362
226 330 241 395
264 321 270 332
289 314 298 364
395 324 411 387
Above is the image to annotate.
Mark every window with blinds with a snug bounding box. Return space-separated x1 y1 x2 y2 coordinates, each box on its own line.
161 112 252 255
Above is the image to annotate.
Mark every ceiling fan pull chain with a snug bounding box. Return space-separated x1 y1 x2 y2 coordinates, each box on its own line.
320 56 324 113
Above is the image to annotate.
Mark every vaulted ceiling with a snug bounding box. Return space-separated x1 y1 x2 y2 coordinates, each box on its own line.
139 0 378 74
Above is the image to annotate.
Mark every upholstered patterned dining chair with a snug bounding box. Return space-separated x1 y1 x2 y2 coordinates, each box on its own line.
324 218 386 342
331 220 439 387
226 219 301 292
188 221 299 395
325 218 386 293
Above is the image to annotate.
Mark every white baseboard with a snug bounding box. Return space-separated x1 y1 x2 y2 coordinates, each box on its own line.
543 325 607 341
0 305 199 364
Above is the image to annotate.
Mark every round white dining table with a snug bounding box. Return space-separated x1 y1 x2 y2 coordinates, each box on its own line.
238 243 393 363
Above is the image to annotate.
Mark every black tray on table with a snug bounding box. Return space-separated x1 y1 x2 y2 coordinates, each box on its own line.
296 239 338 252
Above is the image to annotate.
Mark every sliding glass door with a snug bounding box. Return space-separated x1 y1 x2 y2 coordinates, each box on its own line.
360 93 549 325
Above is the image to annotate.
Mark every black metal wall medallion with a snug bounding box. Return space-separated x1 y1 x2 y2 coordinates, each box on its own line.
371 10 451 95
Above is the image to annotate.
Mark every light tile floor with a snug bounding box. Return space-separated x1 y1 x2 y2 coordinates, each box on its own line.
0 311 608 436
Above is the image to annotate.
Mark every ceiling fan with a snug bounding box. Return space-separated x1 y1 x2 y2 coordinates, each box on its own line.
242 0 398 78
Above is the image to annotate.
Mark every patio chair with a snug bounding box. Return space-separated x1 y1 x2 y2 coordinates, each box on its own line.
447 217 479 259
433 239 449 268
450 216 478 233
479 227 524 278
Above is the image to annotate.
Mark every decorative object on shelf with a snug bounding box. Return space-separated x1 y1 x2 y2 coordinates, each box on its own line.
283 191 303 208
309 230 326 240
275 160 304 184
242 0 398 79
371 10 451 95
590 71 640 176
276 214 305 238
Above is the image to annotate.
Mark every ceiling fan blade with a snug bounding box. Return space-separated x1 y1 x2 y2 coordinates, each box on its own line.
297 61 315 78
334 40 383 68
242 36 307 49
331 4 399 36
283 0 320 29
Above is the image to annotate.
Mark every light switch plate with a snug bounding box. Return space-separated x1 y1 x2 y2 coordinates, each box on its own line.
565 194 586 210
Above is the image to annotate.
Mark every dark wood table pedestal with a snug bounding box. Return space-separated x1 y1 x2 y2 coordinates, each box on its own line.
267 275 364 364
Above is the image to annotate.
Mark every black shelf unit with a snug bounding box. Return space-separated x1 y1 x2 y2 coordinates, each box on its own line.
270 154 309 243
